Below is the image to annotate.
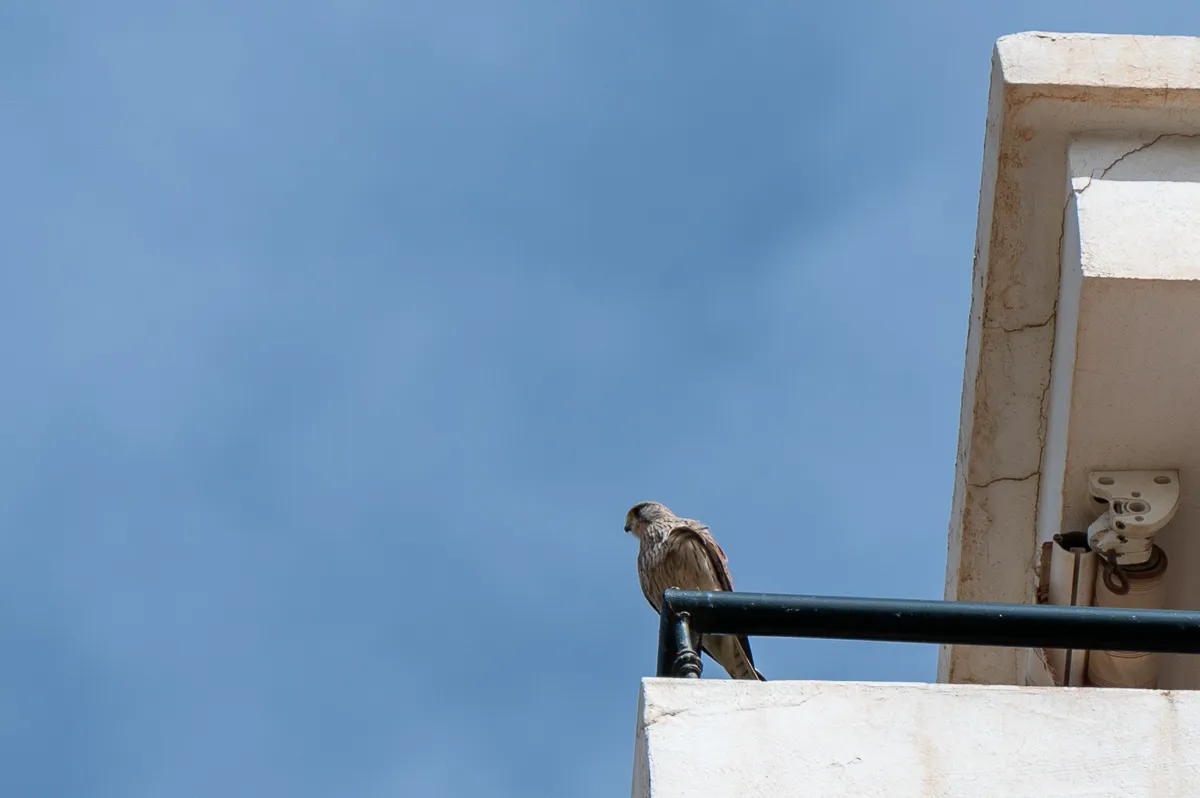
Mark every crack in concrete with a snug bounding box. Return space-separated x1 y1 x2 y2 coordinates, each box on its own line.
643 694 823 729
1000 315 1053 334
1095 135 1166 179
968 471 1039 489
1075 132 1200 194
984 134 1200 491
1028 190 1071 447
1036 359 1053 444
643 707 691 726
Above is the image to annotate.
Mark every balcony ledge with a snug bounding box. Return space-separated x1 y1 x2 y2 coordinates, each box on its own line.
633 678 1200 798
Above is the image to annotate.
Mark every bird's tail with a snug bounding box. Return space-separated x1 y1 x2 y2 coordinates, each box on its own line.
704 634 766 681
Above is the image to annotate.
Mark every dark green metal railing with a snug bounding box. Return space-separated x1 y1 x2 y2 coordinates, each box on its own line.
656 588 1200 678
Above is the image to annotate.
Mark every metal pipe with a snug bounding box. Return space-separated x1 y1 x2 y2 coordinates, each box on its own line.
656 599 676 677
671 613 702 678
655 589 1200 677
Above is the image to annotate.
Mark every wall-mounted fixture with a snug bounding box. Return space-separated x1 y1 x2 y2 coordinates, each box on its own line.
1043 470 1180 688
1085 470 1179 688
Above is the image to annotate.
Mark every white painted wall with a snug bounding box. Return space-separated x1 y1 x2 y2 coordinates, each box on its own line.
1037 134 1200 689
633 678 1200 797
942 31 1200 685
631 32 1200 798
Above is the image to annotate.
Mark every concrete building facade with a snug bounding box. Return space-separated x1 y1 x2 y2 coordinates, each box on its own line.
632 32 1200 797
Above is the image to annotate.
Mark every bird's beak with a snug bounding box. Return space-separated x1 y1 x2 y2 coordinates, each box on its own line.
624 523 632 533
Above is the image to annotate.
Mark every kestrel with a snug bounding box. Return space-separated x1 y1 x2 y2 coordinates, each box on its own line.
625 501 765 680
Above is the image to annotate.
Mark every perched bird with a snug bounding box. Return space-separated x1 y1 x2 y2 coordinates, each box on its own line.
625 501 765 680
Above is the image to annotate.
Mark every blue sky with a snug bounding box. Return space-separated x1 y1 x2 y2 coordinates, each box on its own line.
3 3 1197 796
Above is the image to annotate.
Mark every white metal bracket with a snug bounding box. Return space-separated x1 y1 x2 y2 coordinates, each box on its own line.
1086 470 1181 565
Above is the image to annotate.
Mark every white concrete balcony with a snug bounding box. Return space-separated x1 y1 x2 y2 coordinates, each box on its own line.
632 679 1200 798
943 31 1200 689
631 30 1200 798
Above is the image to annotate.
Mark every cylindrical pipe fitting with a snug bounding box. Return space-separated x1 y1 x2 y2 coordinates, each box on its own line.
1045 532 1098 686
1087 545 1169 689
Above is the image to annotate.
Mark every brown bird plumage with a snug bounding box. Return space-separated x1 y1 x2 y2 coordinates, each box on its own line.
625 501 765 680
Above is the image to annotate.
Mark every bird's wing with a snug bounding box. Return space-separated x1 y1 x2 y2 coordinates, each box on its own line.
666 522 758 671
672 521 734 591
640 521 723 608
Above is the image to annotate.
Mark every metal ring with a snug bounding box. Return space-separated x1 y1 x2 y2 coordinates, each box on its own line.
1124 544 1169 581
1101 551 1131 596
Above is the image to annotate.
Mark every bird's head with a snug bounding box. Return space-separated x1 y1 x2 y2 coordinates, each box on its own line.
624 501 674 538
